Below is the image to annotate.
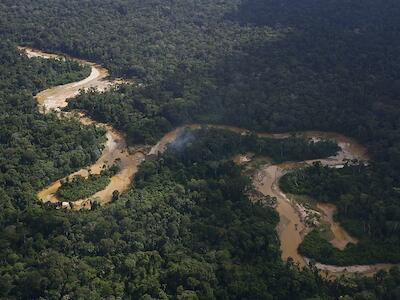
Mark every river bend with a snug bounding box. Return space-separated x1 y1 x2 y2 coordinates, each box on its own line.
21 47 396 276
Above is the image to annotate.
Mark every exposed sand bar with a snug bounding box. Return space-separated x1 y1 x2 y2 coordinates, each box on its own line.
23 47 396 274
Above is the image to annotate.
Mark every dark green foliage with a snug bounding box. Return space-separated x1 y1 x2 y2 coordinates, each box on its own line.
0 43 90 95
57 164 120 202
161 127 339 164
0 41 105 211
300 229 400 266
0 39 334 299
67 86 173 145
0 126 337 299
281 163 400 264
0 0 400 298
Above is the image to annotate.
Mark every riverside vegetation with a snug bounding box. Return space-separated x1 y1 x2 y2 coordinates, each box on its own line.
280 163 400 266
57 163 121 202
0 0 400 299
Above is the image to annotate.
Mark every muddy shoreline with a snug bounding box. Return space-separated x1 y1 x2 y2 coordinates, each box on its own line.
23 47 396 275
21 47 143 209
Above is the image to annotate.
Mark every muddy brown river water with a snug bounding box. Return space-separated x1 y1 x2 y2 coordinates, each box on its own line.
22 47 396 275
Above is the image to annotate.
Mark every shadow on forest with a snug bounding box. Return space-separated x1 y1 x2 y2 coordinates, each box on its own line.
227 0 400 30
213 0 400 137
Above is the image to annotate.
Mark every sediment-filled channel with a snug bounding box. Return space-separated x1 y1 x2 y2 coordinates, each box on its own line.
21 47 396 276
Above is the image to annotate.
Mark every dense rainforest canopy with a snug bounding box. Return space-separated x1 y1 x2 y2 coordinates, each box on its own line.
0 41 103 210
280 163 400 265
0 0 400 299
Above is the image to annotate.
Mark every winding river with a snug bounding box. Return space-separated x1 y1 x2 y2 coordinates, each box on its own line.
21 47 396 276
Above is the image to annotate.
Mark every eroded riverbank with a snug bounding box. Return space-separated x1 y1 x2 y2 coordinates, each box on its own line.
24 47 396 275
21 47 143 209
250 139 398 276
